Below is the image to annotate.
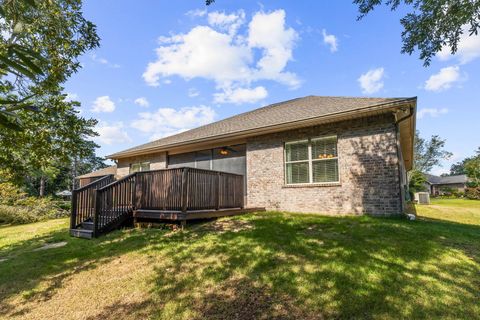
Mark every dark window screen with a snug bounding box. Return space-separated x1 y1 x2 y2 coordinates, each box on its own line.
212 144 246 176
168 152 195 168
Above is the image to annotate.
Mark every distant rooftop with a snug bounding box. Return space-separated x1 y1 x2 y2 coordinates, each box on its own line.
425 174 468 185
76 165 117 179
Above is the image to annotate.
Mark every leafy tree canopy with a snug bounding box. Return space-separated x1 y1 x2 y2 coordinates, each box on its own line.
413 131 452 173
464 147 480 185
449 147 480 180
0 0 99 129
207 0 480 66
0 94 106 195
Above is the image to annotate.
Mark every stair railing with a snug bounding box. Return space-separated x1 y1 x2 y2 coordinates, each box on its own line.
70 174 115 230
93 172 137 236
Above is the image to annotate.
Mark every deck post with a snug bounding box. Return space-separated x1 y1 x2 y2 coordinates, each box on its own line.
70 189 77 229
215 172 220 210
93 189 101 237
131 173 137 210
181 167 189 213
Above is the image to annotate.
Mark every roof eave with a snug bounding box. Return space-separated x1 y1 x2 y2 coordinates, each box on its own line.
108 97 417 160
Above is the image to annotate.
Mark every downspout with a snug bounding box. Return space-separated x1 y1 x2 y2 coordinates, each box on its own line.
393 106 415 213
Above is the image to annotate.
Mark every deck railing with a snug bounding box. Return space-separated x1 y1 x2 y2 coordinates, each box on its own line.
72 167 244 236
94 173 136 236
70 174 115 229
134 167 244 211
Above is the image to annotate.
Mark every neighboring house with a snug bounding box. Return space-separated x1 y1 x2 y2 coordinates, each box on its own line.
424 174 468 195
99 95 416 215
76 165 117 187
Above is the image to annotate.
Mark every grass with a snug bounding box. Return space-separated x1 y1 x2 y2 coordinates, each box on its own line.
0 200 479 319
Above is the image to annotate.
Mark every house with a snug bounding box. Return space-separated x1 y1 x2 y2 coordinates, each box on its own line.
72 95 416 238
75 165 117 187
109 95 416 215
425 174 468 195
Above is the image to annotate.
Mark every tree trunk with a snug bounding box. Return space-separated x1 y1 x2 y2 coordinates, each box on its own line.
72 156 78 190
39 176 46 197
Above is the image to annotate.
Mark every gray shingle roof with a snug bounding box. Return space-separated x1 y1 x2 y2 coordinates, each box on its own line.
76 165 117 179
426 174 468 185
109 95 416 158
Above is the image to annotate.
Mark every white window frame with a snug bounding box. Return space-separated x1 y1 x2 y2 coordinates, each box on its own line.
284 135 339 185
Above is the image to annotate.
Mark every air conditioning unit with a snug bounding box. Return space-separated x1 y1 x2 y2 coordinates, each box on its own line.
414 192 430 205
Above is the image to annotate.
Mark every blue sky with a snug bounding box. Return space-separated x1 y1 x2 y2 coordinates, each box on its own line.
65 1 480 175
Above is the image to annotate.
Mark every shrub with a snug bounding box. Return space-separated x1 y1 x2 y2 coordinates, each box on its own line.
465 187 480 200
0 183 68 225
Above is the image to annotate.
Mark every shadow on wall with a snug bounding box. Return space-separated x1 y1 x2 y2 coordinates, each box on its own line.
346 127 402 216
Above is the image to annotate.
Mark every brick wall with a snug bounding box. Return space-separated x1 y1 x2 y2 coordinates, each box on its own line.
246 114 402 215
116 152 167 177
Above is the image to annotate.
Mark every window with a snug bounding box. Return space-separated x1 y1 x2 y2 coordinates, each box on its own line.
285 136 339 184
130 161 150 173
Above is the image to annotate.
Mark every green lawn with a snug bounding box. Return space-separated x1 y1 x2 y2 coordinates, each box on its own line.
0 200 479 319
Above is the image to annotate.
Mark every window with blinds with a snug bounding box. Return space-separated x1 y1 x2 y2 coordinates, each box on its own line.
130 162 150 174
284 136 339 184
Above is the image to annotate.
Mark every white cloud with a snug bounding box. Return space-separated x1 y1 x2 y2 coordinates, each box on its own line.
91 96 116 113
248 10 299 88
213 86 267 104
131 105 216 140
186 9 207 18
417 107 449 119
134 97 150 107
188 88 200 97
95 122 132 145
143 9 299 101
322 29 338 52
208 10 245 35
90 54 121 68
424 66 461 92
358 67 385 94
437 30 480 64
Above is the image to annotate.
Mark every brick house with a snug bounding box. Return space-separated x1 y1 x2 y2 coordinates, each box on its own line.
84 96 416 216
424 174 469 196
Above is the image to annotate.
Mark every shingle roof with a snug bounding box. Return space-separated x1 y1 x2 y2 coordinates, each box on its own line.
76 165 117 179
425 174 468 185
109 95 416 159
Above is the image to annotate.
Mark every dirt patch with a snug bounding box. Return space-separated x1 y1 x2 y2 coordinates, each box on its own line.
33 242 67 251
193 277 322 320
201 219 254 233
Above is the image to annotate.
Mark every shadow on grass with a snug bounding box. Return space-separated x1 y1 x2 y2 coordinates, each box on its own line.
142 213 480 319
0 225 167 315
1 213 479 319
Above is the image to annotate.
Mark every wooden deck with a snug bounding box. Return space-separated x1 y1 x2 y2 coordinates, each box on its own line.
133 207 265 221
71 167 257 238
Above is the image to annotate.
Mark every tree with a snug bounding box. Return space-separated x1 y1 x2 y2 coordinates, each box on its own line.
0 95 106 196
464 147 480 186
206 0 480 66
354 0 480 66
0 0 99 129
413 131 452 173
408 169 427 193
449 147 480 179
449 160 468 175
